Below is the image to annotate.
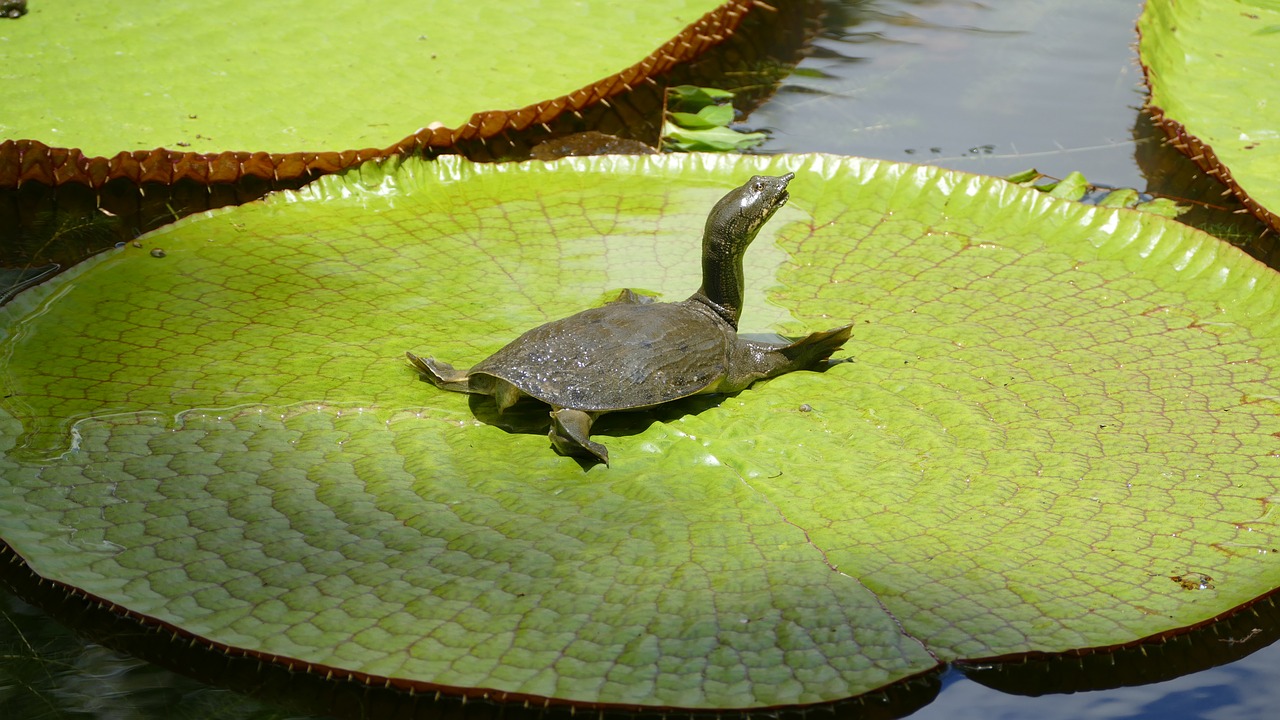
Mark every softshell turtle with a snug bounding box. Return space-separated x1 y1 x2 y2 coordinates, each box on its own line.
407 173 851 465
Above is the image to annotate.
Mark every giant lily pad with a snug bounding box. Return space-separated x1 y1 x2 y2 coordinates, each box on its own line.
1139 0 1280 231
0 0 762 189
1 154 1279 712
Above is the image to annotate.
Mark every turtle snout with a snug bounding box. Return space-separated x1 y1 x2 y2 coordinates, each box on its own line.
775 172 794 205
777 177 794 205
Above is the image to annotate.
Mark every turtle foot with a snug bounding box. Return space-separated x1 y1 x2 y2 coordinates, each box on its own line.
781 324 854 367
549 408 609 466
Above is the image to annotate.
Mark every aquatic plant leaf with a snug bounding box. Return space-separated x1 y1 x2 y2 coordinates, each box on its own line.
668 84 736 111
1003 168 1042 185
1131 196 1185 218
1098 188 1140 208
668 105 736 130
1 154 1279 711
1007 169 1187 219
1139 0 1280 230
1046 171 1088 200
662 121 767 152
0 0 728 157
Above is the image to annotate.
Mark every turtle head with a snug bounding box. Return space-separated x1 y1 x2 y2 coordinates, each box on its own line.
695 173 795 328
703 173 794 254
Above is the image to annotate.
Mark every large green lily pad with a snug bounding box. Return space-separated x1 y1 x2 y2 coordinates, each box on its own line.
1 154 1279 710
0 0 769 198
1 0 725 156
1139 0 1280 231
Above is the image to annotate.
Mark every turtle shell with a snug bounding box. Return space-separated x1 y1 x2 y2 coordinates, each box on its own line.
470 299 733 412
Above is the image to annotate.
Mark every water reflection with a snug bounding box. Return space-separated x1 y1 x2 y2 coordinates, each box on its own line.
0 264 58 304
750 0 1151 185
920 641 1280 720
0 592 321 720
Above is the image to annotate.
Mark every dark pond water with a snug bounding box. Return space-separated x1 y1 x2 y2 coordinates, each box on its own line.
3 1 1278 718
755 0 1152 185
752 0 1274 260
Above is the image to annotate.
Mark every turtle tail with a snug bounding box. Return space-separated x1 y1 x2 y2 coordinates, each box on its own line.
406 352 472 393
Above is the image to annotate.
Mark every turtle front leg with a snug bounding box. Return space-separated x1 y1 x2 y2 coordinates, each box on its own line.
549 408 609 466
610 288 656 305
406 351 472 393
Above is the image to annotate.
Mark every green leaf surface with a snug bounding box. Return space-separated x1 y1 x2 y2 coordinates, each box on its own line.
1139 0 1280 223
1098 188 1140 208
1132 196 1186 219
669 104 736 130
2 154 1280 709
1046 171 1089 201
662 122 767 152
1004 168 1042 185
0 0 723 155
667 84 736 112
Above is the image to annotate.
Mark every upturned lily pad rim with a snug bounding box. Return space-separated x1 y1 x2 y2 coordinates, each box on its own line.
1140 97 1279 233
959 583 1280 696
0 0 760 190
0 533 948 718
8 525 1280 716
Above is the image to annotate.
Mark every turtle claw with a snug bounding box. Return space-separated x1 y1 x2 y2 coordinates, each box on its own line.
549 408 609 466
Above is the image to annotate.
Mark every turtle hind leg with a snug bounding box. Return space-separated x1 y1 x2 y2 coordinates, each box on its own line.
549 408 609 466
725 324 853 390
406 351 472 393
